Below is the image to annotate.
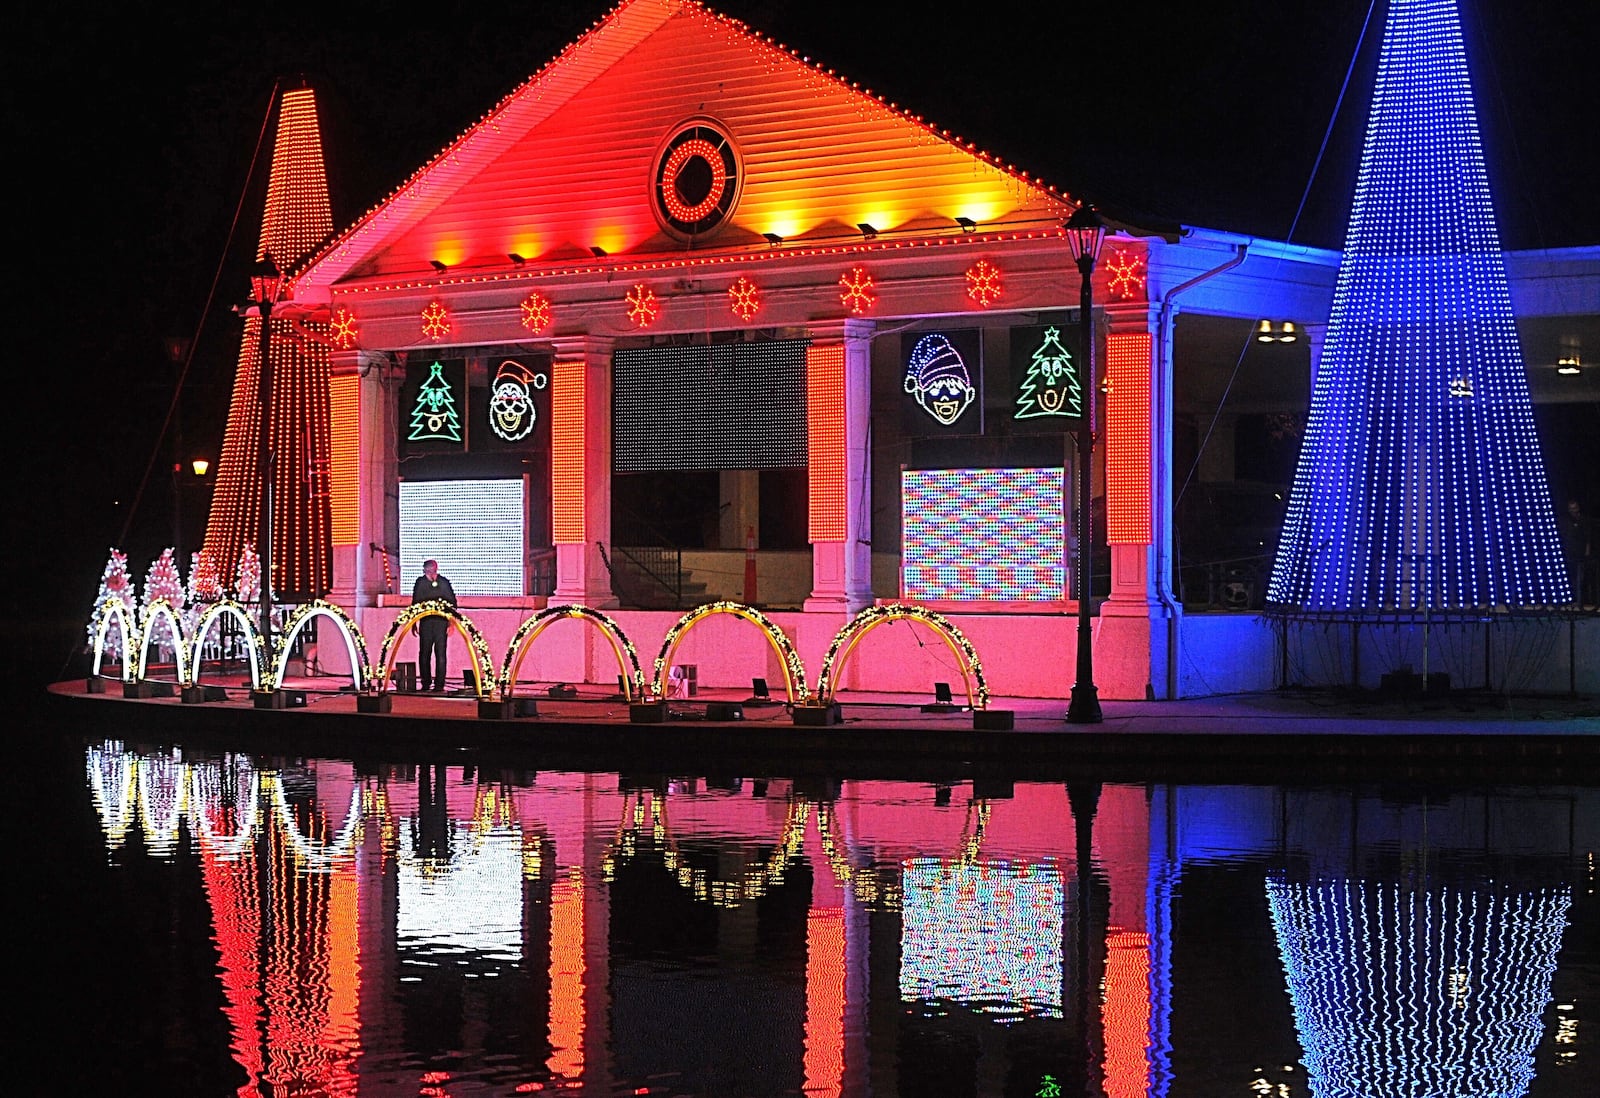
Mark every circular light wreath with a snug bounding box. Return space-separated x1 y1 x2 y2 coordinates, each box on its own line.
652 121 741 239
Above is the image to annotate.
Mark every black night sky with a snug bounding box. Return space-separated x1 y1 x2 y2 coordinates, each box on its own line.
11 0 1600 651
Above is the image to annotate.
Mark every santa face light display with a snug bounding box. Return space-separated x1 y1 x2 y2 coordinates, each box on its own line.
904 333 976 427
487 360 548 442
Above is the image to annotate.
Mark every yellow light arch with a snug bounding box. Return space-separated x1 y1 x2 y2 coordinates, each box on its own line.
499 604 646 700
652 600 809 704
814 603 990 709
376 601 496 698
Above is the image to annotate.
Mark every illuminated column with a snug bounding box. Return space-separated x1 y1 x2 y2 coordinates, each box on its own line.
1098 307 1169 700
551 336 617 607
1303 322 1327 388
330 349 398 606
804 319 874 613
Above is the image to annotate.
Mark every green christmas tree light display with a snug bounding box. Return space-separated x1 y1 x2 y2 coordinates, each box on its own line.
409 361 463 442
1015 326 1082 421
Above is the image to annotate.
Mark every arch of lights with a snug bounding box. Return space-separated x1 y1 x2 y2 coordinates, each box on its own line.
652 600 810 704
136 600 191 683
90 582 1003 709
189 600 265 690
91 600 141 681
187 757 263 861
377 600 497 697
499 604 645 700
601 790 812 908
274 600 372 692
268 776 368 871
815 604 989 710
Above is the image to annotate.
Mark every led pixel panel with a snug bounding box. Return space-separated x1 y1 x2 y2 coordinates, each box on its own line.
613 340 808 472
399 479 525 595
902 468 1064 601
899 858 1064 1020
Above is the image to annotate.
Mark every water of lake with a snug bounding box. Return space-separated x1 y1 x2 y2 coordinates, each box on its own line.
16 702 1596 1096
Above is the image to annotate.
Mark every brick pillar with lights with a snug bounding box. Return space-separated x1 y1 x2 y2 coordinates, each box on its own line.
803 319 875 615
328 348 400 607
551 335 618 607
1097 304 1174 699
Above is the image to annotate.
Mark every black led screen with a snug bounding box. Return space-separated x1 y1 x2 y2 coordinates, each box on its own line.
612 340 809 472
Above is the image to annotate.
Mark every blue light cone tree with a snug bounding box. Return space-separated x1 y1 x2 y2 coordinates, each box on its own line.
1268 0 1569 611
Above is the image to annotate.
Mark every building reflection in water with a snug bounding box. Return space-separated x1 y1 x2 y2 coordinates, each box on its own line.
81 742 1590 1097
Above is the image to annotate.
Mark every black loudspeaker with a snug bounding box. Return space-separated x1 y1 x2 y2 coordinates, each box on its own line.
793 702 842 726
513 697 541 717
252 689 285 709
630 701 669 723
705 702 744 721
745 677 777 705
921 682 958 713
357 693 393 714
285 690 308 708
547 683 577 698
463 670 479 692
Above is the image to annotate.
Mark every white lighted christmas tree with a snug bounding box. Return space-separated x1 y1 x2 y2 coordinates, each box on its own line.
409 362 463 442
1015 326 1082 421
87 548 136 661
142 548 186 659
237 544 262 603
1268 0 1568 610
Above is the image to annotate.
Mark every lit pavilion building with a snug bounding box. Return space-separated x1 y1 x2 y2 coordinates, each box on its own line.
228 0 1595 700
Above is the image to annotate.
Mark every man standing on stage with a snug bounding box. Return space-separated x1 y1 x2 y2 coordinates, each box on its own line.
411 558 458 692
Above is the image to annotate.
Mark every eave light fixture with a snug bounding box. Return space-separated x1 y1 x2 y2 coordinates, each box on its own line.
429 259 449 275
857 222 878 241
508 253 527 266
1556 355 1581 376
762 232 784 247
590 246 608 258
1257 320 1298 343
955 216 977 233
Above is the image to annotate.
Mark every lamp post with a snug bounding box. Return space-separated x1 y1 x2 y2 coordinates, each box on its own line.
247 255 285 680
1064 206 1105 724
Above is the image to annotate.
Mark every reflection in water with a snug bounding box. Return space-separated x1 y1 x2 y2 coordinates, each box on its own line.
76 741 1594 1097
1268 877 1570 1098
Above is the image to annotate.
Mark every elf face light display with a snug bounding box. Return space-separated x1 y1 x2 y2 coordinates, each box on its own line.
902 468 1064 601
904 334 976 427
1267 0 1568 611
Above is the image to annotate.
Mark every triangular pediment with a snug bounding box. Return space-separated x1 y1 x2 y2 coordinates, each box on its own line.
296 0 1071 295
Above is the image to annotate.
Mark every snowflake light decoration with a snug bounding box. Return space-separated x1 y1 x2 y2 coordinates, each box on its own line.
1105 249 1147 300
626 283 659 327
965 259 1003 308
421 300 451 341
728 277 762 322
520 291 552 334
839 266 876 315
330 307 360 350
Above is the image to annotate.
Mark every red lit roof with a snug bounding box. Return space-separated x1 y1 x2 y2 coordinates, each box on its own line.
293 0 1074 299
